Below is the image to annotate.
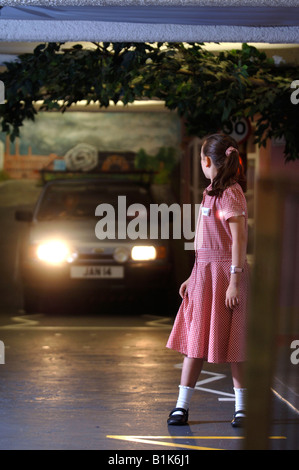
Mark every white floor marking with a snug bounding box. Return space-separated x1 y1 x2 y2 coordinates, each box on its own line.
175 363 235 401
0 314 172 331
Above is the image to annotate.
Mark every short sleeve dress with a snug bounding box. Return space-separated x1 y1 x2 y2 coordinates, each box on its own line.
166 182 249 363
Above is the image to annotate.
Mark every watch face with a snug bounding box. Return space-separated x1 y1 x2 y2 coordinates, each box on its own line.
230 266 242 273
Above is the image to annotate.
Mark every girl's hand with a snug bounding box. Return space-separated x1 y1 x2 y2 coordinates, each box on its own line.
179 277 190 298
225 283 240 309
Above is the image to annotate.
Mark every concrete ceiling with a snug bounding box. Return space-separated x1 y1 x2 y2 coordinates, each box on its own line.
0 1 298 66
0 2 299 43
0 1 298 110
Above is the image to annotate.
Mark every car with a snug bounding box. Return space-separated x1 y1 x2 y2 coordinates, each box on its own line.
15 178 174 313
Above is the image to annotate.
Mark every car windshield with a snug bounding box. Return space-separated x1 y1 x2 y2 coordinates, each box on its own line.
36 182 152 221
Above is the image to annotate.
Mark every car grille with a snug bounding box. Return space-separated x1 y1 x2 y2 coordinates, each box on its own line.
76 253 113 262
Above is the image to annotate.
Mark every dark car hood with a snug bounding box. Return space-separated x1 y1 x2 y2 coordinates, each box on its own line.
28 217 161 245
29 219 112 244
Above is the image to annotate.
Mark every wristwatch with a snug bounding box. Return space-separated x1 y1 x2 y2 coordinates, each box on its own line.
230 265 244 274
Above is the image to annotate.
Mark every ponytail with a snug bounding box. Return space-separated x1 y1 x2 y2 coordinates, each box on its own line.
202 134 246 197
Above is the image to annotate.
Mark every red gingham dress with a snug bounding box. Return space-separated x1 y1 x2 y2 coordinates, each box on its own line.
166 182 249 363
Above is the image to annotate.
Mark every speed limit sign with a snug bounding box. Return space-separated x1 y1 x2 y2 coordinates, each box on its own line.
223 118 251 144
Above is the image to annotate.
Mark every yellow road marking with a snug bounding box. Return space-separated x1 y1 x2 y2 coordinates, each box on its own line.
107 435 222 450
106 435 286 451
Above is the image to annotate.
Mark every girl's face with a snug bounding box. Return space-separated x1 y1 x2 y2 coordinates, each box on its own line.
200 146 211 179
200 146 218 182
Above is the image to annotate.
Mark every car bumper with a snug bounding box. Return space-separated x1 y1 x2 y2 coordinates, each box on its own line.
21 260 172 295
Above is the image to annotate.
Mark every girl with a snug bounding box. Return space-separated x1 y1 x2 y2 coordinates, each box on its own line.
166 133 249 428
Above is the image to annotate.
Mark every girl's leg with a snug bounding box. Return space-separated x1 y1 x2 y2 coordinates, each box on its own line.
176 357 204 409
168 357 204 425
231 362 247 427
231 361 245 388
181 356 204 388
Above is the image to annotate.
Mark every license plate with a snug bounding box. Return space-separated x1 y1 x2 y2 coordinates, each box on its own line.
70 265 124 279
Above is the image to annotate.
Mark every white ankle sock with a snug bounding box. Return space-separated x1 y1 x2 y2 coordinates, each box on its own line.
234 387 246 416
173 385 194 415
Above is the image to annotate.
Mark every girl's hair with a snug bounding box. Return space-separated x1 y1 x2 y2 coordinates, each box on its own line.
202 133 246 197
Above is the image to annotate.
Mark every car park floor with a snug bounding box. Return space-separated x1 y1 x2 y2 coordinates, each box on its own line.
0 306 298 452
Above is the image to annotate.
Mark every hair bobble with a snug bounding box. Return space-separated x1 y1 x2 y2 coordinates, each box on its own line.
225 146 238 157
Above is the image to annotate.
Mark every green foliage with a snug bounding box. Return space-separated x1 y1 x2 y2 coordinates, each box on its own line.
135 147 177 183
0 42 298 161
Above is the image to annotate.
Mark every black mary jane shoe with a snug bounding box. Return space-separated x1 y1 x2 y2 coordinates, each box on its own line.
167 408 189 426
231 410 246 428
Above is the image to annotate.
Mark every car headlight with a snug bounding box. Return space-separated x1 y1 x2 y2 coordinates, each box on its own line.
131 245 157 261
36 240 75 265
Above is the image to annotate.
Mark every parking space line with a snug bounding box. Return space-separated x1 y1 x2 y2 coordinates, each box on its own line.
106 435 223 450
271 388 299 415
0 324 171 331
0 314 173 331
106 435 286 451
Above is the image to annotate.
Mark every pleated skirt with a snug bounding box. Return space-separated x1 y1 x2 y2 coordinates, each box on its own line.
166 251 249 363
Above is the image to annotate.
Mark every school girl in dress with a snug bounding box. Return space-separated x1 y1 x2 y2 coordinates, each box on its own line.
166 133 249 428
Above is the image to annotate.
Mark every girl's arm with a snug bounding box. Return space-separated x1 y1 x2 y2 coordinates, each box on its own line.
226 215 247 309
179 276 191 298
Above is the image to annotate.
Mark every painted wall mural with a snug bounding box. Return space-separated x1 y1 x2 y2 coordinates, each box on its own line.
1 111 181 179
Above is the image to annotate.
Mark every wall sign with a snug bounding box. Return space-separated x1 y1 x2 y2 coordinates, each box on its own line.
223 118 251 144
